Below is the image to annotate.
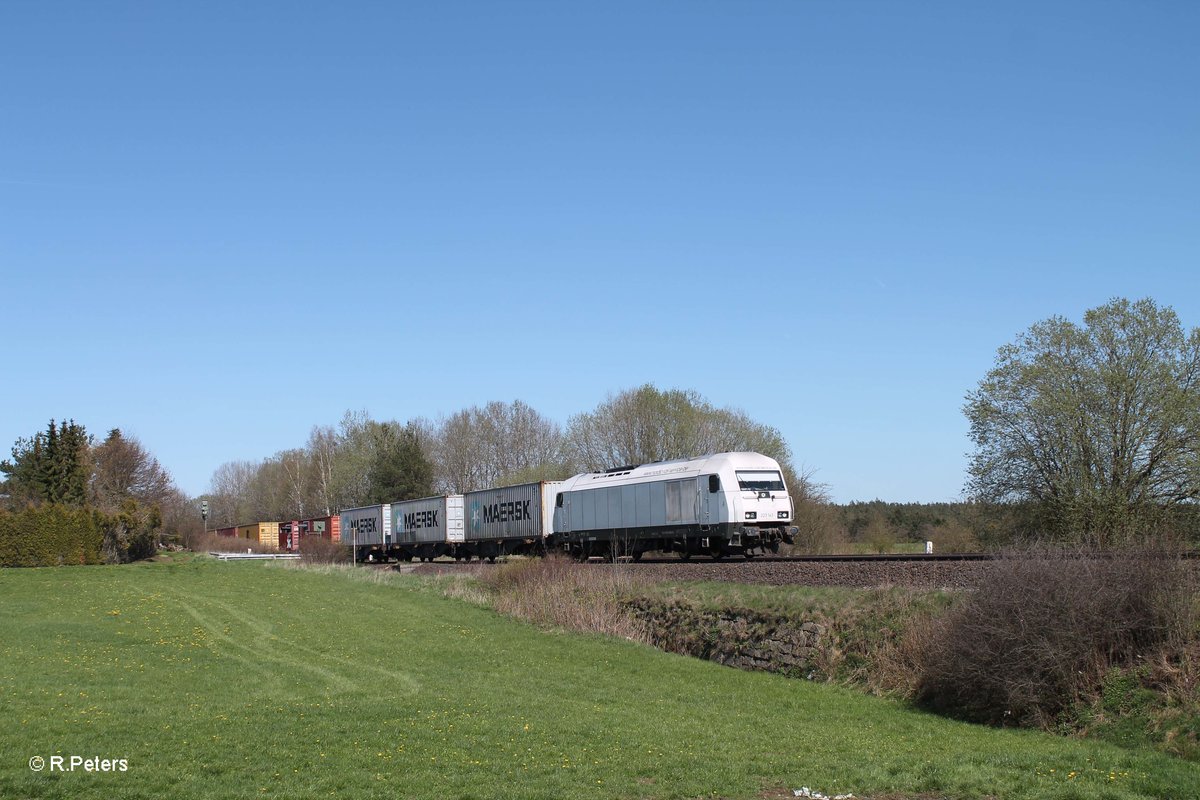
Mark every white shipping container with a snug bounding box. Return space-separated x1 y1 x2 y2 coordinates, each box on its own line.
463 482 560 542
391 495 464 545
339 504 392 547
447 495 465 543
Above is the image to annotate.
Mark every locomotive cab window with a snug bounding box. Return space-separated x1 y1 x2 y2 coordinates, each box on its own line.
736 470 785 492
708 475 720 493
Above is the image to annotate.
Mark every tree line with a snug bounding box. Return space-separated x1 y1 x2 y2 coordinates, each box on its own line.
204 385 809 527
208 296 1200 552
6 297 1195 558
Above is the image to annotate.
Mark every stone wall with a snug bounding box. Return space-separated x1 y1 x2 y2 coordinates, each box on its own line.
624 598 825 676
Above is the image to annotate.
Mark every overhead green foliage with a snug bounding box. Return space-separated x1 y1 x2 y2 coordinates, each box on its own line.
965 298 1200 544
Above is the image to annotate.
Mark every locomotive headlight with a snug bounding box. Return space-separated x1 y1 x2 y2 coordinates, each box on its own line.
745 512 757 520
778 511 789 519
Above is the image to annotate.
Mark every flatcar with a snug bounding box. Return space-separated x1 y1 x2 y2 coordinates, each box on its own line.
551 452 798 560
462 481 560 561
391 494 464 562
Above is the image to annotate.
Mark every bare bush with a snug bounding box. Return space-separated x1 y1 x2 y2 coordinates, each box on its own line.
299 537 350 564
862 511 896 554
789 501 847 554
188 532 275 554
925 519 980 553
478 555 650 642
915 545 1195 727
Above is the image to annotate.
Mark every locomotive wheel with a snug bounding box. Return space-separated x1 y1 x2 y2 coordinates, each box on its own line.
678 549 691 561
631 551 643 562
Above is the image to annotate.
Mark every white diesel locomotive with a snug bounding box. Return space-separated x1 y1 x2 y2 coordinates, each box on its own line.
552 451 798 560
341 451 798 562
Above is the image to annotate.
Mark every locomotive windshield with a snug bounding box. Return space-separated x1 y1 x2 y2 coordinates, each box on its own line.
736 470 785 492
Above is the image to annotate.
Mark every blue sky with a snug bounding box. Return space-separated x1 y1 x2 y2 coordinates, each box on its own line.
3 1 1198 503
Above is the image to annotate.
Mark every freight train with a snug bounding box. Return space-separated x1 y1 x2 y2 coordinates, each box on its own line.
340 451 799 562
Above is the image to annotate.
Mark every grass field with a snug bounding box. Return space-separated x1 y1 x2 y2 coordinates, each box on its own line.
2 556 1198 799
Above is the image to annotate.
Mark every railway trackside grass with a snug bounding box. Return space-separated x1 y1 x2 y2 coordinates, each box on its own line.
637 578 956 620
1 556 1198 799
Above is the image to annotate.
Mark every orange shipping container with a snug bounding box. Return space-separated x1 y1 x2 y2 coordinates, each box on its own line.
304 516 340 543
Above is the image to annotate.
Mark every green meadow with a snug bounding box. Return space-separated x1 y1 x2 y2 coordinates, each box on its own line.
1 556 1197 799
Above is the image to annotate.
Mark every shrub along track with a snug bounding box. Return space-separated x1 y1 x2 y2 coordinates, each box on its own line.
410 555 994 589
411 552 1200 590
618 553 1003 589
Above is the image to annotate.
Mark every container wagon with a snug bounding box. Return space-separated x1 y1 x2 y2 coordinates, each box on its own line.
236 521 281 550
339 504 392 562
307 515 341 544
390 495 464 561
279 517 344 552
280 521 301 551
462 481 560 561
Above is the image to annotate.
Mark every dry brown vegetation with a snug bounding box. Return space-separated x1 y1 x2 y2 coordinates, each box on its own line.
914 546 1196 728
475 555 651 642
298 536 350 564
439 545 1200 757
186 531 276 554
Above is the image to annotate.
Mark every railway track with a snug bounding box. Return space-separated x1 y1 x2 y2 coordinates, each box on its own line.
619 552 992 565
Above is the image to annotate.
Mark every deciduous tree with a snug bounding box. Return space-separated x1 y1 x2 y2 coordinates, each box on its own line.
429 400 565 492
565 385 795 478
91 429 174 511
965 297 1200 544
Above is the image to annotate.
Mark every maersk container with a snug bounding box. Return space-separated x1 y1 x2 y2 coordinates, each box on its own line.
463 482 560 543
339 504 392 547
391 495 464 545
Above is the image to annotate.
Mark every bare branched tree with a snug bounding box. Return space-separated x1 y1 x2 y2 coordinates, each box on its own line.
91 429 174 511
565 385 796 479
208 460 259 527
429 400 565 492
306 424 340 517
